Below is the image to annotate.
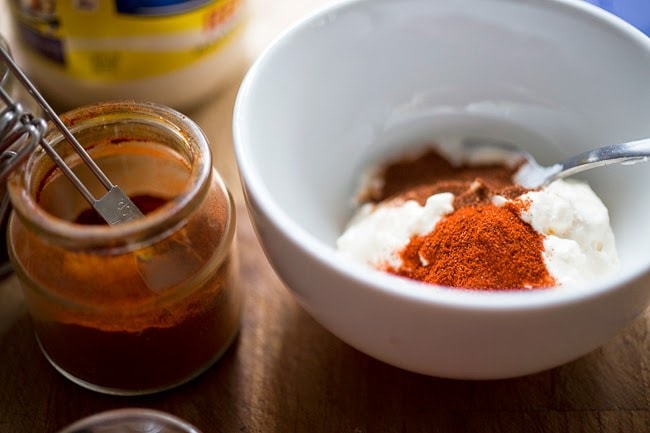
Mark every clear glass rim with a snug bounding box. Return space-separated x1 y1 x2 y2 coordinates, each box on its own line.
7 100 217 249
56 408 202 433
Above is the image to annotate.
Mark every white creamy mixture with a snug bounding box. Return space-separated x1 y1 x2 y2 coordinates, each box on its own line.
337 178 619 287
517 179 619 286
337 193 454 269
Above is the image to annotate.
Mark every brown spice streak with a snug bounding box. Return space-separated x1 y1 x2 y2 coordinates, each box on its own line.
366 148 524 207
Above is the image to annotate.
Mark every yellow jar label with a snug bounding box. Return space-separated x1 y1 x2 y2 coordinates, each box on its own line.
10 0 244 82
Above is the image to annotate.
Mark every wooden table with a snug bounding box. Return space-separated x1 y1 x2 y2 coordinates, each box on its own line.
1 1 649 432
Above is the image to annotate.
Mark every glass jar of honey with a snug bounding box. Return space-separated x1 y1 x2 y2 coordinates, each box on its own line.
6 101 240 395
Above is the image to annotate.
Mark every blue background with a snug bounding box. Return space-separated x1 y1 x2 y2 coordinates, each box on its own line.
585 0 650 36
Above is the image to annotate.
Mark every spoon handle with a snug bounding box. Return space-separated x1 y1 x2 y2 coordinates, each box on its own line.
551 137 650 182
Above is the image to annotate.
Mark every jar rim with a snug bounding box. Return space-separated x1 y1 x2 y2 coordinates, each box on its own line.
7 100 218 248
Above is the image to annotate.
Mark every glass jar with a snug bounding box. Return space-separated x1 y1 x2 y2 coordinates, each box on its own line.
6 101 240 395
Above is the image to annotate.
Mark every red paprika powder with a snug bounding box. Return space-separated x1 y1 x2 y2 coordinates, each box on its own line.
368 148 555 291
393 203 554 290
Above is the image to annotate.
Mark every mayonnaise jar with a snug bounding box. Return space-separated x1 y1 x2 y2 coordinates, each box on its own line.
8 0 246 109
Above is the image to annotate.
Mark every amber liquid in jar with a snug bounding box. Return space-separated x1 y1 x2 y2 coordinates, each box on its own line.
8 103 240 395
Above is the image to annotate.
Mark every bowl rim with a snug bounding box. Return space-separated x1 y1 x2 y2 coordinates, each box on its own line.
233 0 650 312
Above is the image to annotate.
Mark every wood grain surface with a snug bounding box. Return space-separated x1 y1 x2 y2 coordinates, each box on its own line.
0 1 649 432
1 199 648 433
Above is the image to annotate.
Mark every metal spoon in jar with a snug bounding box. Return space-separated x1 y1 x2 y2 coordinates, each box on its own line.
463 137 650 188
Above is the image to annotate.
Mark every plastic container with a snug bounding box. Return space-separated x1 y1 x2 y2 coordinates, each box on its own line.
8 0 247 110
7 101 241 395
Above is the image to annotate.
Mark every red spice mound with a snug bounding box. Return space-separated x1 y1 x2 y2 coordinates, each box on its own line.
391 204 555 290
364 146 554 291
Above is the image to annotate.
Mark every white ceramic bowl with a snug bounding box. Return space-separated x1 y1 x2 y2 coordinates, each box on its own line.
234 0 650 379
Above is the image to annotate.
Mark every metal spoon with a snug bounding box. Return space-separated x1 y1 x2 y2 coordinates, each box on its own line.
463 137 650 188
